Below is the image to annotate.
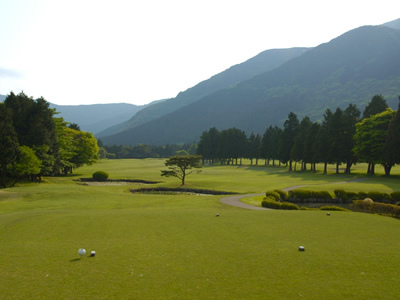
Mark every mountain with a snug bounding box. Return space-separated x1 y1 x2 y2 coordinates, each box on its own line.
49 103 144 134
383 18 400 30
96 47 309 137
102 24 400 146
95 98 168 137
2 94 147 134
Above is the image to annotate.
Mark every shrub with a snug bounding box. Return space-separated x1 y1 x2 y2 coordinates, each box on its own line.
367 191 392 203
357 192 368 200
92 171 109 181
319 205 350 212
274 189 287 201
261 197 299 210
279 202 299 210
265 191 281 201
390 192 400 203
336 190 361 203
334 189 347 199
335 189 397 203
288 190 332 200
351 200 400 219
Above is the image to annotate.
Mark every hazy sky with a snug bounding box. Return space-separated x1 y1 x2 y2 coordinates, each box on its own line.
0 0 399 106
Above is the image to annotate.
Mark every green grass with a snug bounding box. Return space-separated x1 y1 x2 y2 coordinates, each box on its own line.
1 159 400 299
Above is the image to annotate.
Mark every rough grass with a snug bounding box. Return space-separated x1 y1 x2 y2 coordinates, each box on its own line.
1 159 400 299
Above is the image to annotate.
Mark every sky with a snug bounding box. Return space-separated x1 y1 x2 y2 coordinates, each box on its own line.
0 0 399 106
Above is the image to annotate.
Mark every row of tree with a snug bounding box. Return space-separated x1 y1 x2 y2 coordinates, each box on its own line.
197 95 400 176
0 92 99 188
101 142 197 159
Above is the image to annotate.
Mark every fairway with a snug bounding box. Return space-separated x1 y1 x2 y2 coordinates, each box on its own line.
1 159 400 299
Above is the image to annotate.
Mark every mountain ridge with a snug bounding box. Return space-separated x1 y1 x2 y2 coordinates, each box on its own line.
49 102 143 134
97 47 309 137
101 24 400 146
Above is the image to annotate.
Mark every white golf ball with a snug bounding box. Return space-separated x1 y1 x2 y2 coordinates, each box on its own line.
78 248 86 256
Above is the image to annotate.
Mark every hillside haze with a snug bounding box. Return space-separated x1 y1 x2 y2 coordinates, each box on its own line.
101 23 400 146
97 47 309 137
49 103 143 134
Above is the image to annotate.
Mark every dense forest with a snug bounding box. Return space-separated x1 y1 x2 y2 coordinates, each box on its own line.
0 92 99 188
197 95 400 176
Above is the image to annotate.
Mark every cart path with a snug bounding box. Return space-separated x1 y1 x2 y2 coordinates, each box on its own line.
220 193 268 210
220 178 366 210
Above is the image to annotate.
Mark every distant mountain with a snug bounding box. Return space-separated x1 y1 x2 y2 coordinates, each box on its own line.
95 98 168 137
2 94 146 134
97 47 309 137
102 25 400 146
49 103 144 134
383 18 400 30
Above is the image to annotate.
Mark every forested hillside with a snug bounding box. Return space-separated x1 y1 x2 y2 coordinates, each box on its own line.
102 25 400 146
97 47 309 137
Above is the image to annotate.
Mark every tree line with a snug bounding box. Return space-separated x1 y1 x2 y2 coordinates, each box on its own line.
100 142 197 159
0 92 99 188
197 95 400 176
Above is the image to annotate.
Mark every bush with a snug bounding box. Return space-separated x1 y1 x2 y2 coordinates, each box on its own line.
274 189 287 201
390 192 400 203
351 200 400 219
367 191 392 204
334 189 347 199
92 171 109 181
261 197 299 210
288 190 332 201
334 189 362 203
319 205 350 212
334 189 398 203
279 202 299 210
265 191 281 201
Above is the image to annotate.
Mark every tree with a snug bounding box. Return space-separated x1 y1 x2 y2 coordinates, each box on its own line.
12 145 42 183
4 92 60 176
69 131 99 170
303 122 320 172
362 94 388 119
0 104 20 188
68 123 81 131
55 118 99 174
247 132 261 165
353 108 396 175
342 104 361 174
291 116 312 171
197 127 220 164
362 95 388 174
329 107 345 174
261 126 282 166
161 155 202 185
278 112 299 171
385 96 400 169
316 109 331 174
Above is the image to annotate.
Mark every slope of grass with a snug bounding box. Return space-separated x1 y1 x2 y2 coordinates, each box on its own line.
1 159 400 299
